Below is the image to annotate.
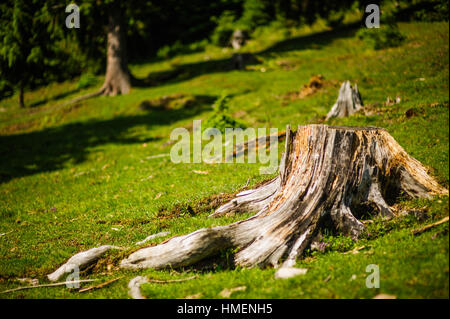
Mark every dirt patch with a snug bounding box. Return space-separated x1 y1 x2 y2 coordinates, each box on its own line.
281 75 332 105
275 59 300 70
232 110 248 119
156 193 236 221
156 178 274 221
357 102 386 116
405 108 419 118
139 93 214 111
0 120 37 135
89 248 143 275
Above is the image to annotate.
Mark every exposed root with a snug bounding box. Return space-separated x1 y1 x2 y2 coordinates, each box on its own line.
119 125 447 270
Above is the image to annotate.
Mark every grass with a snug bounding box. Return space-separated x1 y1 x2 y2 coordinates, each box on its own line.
0 20 448 299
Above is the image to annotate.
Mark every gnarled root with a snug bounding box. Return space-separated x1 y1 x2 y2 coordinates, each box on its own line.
120 125 447 270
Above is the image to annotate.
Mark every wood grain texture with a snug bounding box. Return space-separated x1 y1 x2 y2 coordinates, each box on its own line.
48 245 119 282
117 125 447 270
326 81 363 120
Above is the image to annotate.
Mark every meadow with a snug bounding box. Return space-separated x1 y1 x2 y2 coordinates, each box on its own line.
0 20 448 299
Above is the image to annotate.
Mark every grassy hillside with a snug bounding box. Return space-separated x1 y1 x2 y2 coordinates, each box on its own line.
0 21 448 299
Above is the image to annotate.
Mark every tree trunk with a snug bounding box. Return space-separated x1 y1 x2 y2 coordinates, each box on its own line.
19 82 25 108
120 125 447 270
326 81 363 120
100 6 131 96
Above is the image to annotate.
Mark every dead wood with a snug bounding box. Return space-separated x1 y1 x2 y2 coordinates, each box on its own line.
411 216 449 235
326 81 363 120
78 276 123 293
1 279 96 294
48 245 120 282
119 125 447 270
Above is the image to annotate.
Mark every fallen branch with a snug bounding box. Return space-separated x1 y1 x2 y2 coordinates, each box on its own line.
1 279 96 294
146 275 198 284
344 246 368 255
60 90 103 107
228 130 286 161
79 277 123 293
411 216 449 235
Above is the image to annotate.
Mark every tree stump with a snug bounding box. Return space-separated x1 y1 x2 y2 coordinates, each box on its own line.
231 30 248 50
326 81 363 120
120 125 447 270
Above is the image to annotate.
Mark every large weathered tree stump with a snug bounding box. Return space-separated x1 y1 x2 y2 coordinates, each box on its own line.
120 125 447 270
326 81 363 120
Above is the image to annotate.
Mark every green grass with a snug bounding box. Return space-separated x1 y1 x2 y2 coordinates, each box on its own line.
0 20 448 299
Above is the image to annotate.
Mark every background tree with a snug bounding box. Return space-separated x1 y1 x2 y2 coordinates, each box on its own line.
0 0 64 107
70 0 237 96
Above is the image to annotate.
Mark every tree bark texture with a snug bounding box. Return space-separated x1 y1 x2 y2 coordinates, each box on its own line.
120 125 447 270
99 6 131 96
326 81 363 120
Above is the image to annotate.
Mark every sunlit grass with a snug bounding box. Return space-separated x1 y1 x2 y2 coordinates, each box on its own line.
0 21 448 299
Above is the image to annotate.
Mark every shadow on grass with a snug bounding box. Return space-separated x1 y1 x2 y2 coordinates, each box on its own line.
1 24 363 183
131 54 261 88
24 23 361 108
28 87 83 108
0 95 214 183
132 22 361 87
259 22 360 55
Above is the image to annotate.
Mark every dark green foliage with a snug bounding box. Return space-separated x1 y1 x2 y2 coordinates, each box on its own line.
76 73 98 90
326 9 347 28
238 0 273 30
411 0 449 21
210 0 362 47
417 0 449 21
0 80 14 100
156 40 208 59
211 11 241 47
357 25 406 49
394 0 449 22
203 94 246 134
0 0 68 106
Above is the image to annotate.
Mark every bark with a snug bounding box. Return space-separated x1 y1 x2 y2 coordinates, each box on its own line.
99 6 131 96
326 81 363 120
120 125 447 270
48 245 119 282
47 6 131 109
231 30 248 50
128 276 148 299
